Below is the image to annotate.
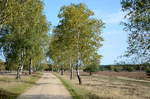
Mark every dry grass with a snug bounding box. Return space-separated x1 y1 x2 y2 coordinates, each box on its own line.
0 72 42 99
63 71 150 99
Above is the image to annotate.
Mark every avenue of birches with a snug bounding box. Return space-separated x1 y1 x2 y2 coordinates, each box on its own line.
0 0 149 84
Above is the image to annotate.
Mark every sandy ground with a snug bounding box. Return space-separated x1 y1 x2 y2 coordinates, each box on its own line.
17 72 72 99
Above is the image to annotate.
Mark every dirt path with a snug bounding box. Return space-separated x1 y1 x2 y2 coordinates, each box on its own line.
17 72 72 99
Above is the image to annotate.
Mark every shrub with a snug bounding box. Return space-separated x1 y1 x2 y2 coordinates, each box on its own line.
83 64 99 75
145 68 150 76
114 68 119 72
99 67 104 71
126 67 134 72
0 60 5 71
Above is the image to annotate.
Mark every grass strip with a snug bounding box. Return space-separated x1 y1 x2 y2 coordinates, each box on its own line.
54 73 101 99
0 72 43 99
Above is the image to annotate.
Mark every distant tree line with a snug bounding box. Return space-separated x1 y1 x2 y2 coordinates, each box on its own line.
99 64 150 72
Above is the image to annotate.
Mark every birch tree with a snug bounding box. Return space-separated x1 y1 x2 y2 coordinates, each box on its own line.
121 0 150 64
0 0 49 78
49 3 104 84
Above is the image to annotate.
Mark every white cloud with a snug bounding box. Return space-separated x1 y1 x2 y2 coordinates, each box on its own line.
94 9 125 25
104 12 125 24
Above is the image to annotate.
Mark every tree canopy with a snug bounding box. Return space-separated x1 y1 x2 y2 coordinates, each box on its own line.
121 0 150 64
0 0 50 78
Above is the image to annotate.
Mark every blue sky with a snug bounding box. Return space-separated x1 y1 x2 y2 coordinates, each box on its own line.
43 0 128 65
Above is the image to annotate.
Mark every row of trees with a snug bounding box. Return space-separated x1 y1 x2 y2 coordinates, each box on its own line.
0 1 104 84
0 0 104 84
0 0 148 84
0 0 50 79
47 4 104 84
